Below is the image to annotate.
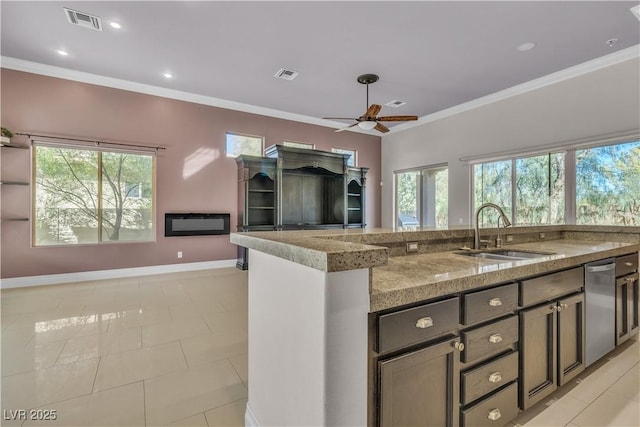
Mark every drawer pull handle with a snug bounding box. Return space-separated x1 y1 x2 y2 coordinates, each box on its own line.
453 341 465 352
488 372 502 383
625 262 633 267
488 333 503 344
488 298 502 307
415 317 434 329
487 408 502 421
626 277 635 283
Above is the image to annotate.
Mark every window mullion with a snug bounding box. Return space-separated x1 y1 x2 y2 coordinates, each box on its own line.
565 149 577 225
97 151 103 242
511 158 516 225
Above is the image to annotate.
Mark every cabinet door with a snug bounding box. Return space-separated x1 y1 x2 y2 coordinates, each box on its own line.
379 338 460 427
630 274 639 337
520 304 557 410
557 293 585 386
616 277 630 345
617 273 640 345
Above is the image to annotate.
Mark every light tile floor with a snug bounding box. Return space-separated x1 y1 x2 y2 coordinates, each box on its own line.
1 267 638 426
1 268 248 427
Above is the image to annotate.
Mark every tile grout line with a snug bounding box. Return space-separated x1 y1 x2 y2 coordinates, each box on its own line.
178 339 190 369
566 348 640 425
143 379 147 427
90 356 102 393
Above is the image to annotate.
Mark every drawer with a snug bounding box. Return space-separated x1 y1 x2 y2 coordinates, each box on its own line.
616 253 638 278
520 267 584 307
463 283 519 325
461 351 519 405
461 315 518 364
461 381 519 427
378 297 459 354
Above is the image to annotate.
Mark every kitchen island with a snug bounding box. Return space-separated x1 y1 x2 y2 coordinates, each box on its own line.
230 225 640 427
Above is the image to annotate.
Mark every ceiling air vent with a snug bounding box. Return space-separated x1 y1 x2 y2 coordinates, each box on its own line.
64 7 103 31
385 100 407 108
274 68 299 81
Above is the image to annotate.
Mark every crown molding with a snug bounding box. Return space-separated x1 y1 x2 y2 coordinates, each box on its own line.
387 44 640 135
3 45 638 138
0 56 375 135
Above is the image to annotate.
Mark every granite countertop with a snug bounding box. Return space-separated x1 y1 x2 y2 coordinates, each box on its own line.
370 240 639 312
230 229 391 272
231 227 640 312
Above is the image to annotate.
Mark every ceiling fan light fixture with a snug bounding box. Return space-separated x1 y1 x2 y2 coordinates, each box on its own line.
357 121 377 130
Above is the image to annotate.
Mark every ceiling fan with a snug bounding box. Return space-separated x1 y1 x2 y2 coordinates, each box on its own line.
323 74 418 133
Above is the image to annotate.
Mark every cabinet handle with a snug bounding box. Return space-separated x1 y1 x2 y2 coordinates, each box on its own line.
626 277 635 283
488 333 503 344
452 341 465 352
625 262 633 267
561 303 569 309
415 317 434 329
488 298 502 307
487 408 502 421
488 372 502 383
556 305 563 312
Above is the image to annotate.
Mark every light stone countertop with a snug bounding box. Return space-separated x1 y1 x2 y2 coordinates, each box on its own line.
230 227 640 312
370 240 638 312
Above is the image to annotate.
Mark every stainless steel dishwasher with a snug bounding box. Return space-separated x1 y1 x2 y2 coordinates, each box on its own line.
584 258 616 367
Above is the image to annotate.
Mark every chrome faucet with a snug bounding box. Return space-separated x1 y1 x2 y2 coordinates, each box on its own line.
474 203 512 249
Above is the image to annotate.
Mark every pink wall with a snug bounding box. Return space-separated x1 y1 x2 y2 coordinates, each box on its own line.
1 69 381 278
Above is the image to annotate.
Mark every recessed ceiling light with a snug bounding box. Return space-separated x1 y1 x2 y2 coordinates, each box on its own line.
56 49 69 56
631 5 640 22
163 72 173 79
109 21 122 29
516 42 536 52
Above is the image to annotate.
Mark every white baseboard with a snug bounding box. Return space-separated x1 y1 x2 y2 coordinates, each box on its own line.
0 259 237 289
245 402 261 427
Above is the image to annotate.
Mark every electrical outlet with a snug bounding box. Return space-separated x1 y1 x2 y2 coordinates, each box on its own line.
177 251 183 259
506 235 513 242
406 242 419 253
539 232 546 239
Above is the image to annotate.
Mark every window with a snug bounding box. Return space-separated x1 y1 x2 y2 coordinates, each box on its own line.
331 148 357 166
395 165 448 229
474 153 565 227
474 160 512 228
576 140 640 225
225 132 263 157
34 144 155 245
516 153 564 225
283 141 314 150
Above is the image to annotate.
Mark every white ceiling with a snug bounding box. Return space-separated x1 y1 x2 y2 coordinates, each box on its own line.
2 1 639 132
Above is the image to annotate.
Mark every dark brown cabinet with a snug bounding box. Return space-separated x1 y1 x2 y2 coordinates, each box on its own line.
379 337 461 427
615 253 639 345
520 292 585 410
236 146 368 269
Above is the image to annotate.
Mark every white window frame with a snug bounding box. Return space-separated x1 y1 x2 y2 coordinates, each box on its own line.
393 163 448 229
468 134 640 226
225 131 264 158
283 141 315 150
331 147 357 167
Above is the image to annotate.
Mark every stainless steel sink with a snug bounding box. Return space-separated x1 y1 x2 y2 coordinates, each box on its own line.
456 249 554 261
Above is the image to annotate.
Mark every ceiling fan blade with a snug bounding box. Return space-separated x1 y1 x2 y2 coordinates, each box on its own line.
377 115 419 122
374 123 390 133
323 117 359 121
335 123 359 133
365 104 382 118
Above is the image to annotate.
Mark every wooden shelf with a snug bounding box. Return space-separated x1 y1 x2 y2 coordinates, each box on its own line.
0 181 29 185
0 218 29 223
347 193 361 197
249 206 275 210
249 189 275 193
0 143 29 149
